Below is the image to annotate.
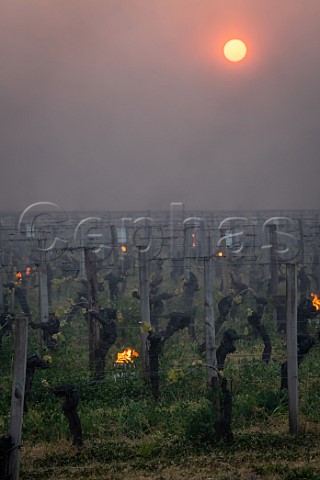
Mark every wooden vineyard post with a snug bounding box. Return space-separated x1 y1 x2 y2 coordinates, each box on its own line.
204 256 223 440
9 255 15 316
138 248 151 381
9 317 28 480
79 228 86 281
170 202 185 282
204 256 218 387
268 225 279 328
286 263 299 434
219 229 229 293
0 267 3 313
312 214 320 289
204 253 233 442
111 225 120 274
298 219 306 266
0 219 4 313
38 241 49 352
10 287 16 316
84 248 100 375
39 243 49 324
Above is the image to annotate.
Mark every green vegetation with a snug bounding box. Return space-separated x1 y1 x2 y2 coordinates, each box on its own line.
1 273 320 479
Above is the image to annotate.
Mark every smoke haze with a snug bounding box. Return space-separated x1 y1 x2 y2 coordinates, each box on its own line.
1 0 319 211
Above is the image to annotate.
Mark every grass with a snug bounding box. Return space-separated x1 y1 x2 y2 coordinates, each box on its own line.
20 426 320 479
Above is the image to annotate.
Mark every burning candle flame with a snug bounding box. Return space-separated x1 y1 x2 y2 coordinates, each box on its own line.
217 251 223 257
15 272 22 284
115 347 139 364
311 293 320 311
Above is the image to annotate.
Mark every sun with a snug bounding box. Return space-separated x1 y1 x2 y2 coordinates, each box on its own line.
223 39 247 63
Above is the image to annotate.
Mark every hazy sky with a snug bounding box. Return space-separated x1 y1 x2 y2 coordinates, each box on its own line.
1 0 320 212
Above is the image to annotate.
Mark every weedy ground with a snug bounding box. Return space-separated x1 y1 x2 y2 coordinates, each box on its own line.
20 424 320 480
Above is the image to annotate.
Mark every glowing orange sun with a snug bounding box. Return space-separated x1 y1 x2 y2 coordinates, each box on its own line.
223 39 247 62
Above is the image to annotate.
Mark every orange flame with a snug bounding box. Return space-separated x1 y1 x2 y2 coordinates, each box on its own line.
311 293 320 311
121 245 127 253
217 251 223 257
15 272 22 284
115 347 139 364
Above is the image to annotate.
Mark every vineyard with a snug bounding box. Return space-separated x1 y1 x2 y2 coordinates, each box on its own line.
0 209 320 479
